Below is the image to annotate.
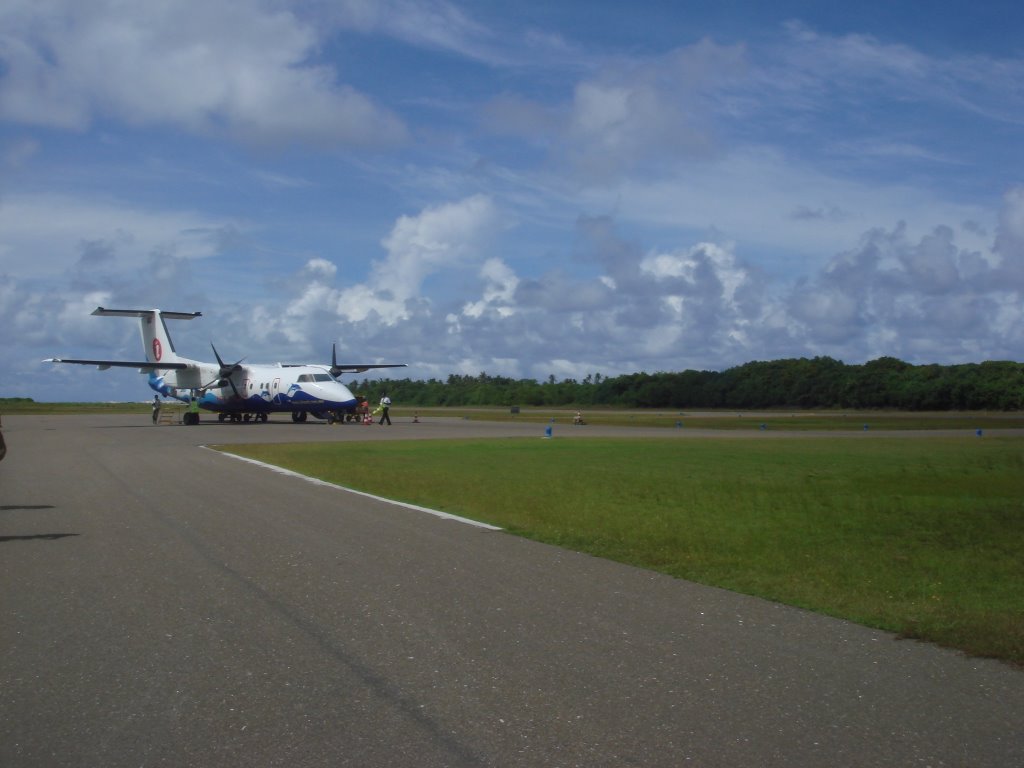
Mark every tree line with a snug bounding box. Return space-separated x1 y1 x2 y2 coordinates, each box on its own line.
351 356 1024 411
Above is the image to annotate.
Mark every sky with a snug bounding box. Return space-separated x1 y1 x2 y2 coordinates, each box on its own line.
2 0 1023 402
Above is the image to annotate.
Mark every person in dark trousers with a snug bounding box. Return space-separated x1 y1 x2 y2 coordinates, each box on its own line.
378 393 392 425
152 395 161 424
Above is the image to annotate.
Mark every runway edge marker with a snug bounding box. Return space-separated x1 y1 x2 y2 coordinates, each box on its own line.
203 446 503 531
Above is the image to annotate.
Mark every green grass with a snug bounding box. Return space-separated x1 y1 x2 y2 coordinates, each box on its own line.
217 436 1024 665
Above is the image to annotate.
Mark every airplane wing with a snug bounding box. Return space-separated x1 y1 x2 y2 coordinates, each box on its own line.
331 363 408 374
45 358 191 371
325 344 407 375
279 360 409 374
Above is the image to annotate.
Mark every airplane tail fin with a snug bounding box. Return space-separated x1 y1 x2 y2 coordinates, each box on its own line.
91 307 202 366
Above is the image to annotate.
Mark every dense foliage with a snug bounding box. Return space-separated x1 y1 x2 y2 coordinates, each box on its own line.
352 357 1024 411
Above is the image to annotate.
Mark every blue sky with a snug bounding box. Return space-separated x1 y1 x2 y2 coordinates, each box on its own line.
2 0 1023 401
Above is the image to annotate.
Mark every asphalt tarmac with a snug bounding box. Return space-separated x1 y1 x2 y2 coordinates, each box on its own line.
2 414 1022 767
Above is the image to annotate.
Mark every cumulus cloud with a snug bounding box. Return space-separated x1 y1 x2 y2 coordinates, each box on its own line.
440 219 780 377
303 258 338 281
379 196 498 294
4 8 1023 403
510 268 612 313
462 258 519 318
245 194 502 361
787 191 1024 362
436 192 1024 377
6 187 1024 403
333 194 499 323
0 0 407 146
635 241 779 356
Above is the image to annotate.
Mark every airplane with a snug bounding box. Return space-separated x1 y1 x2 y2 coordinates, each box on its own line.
46 307 406 424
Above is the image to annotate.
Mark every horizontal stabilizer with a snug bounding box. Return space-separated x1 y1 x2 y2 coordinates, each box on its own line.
92 307 201 321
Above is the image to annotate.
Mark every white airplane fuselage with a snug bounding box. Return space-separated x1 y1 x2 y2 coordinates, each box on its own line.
47 308 404 423
149 363 358 420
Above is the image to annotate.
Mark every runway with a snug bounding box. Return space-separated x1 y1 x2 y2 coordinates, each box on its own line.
2 414 1022 767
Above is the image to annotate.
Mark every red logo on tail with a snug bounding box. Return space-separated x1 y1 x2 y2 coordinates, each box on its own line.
152 339 162 361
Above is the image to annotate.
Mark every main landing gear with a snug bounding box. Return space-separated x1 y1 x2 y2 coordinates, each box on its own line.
290 411 308 423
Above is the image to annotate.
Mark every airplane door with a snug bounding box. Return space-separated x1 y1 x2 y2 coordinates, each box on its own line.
272 378 280 402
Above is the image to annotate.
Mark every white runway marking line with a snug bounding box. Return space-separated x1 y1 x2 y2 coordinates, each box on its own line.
208 448 502 531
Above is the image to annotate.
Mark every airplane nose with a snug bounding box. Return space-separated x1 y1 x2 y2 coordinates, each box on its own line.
318 381 356 405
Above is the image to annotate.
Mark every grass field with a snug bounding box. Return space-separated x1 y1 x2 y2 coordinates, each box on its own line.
218 435 1024 665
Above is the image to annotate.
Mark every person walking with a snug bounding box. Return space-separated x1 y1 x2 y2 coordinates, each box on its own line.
378 393 392 425
152 395 161 424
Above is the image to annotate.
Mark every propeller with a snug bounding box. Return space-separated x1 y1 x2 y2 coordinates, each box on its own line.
208 343 246 398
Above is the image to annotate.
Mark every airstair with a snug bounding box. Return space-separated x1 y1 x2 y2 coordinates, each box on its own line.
157 408 180 425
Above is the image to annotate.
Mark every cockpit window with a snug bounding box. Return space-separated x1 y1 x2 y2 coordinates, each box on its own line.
297 373 334 383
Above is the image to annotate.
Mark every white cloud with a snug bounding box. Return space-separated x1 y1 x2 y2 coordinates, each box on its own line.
535 39 747 182
5 188 1022 403
3 11 1023 403
787 195 1024 362
255 195 503 362
775 21 1024 125
333 194 499 323
475 19 1011 266
0 0 407 146
324 0 495 62
321 0 589 71
462 257 518 318
641 241 747 307
303 258 338 281
379 195 498 287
